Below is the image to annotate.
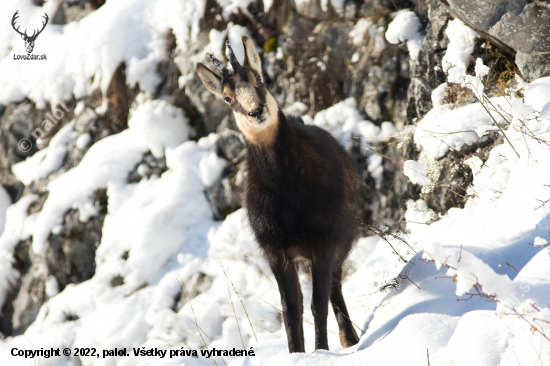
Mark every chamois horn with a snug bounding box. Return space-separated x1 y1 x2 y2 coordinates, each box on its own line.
225 40 243 72
207 53 230 79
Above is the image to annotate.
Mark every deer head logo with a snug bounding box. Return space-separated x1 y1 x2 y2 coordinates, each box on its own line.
12 11 48 54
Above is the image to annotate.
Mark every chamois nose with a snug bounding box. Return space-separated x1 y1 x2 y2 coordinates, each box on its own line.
248 106 263 118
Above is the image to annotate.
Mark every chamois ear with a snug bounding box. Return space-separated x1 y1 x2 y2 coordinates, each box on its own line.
196 63 223 97
242 36 262 76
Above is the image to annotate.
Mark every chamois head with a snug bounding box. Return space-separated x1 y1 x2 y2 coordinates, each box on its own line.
196 36 279 144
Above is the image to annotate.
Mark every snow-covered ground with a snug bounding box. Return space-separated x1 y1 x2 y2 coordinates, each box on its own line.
1 2 550 366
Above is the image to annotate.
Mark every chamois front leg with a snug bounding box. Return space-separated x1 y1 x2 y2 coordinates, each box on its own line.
269 258 305 353
310 252 334 350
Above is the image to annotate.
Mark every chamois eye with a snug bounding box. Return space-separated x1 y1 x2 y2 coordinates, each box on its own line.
256 75 263 85
224 97 232 103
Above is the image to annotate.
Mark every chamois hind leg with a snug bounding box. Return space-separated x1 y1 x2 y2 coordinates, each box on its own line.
310 252 333 350
269 258 305 353
297 270 305 347
330 264 359 348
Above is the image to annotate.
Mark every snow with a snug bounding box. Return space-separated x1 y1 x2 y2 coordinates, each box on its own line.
443 311 510 366
199 151 228 187
0 186 10 236
533 236 548 246
128 98 190 159
431 82 447 108
349 18 372 46
405 199 438 232
403 160 432 186
12 121 77 185
441 19 478 72
0 195 38 312
413 91 531 160
407 75 550 365
263 0 274 13
226 23 255 65
28 98 189 255
95 138 216 290
367 154 383 188
0 0 208 108
2 3 550 366
0 0 157 108
385 10 424 61
76 133 92 150
44 276 59 297
525 77 550 117
137 163 151 177
217 0 260 19
309 98 395 149
447 58 490 100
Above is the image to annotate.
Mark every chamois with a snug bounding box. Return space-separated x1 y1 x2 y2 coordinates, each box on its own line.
196 36 360 353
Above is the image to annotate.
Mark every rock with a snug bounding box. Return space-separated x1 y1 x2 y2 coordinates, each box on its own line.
204 170 245 220
419 131 503 214
127 153 168 183
205 130 245 220
51 2 67 25
439 0 550 81
406 3 451 121
173 272 213 312
4 238 45 336
217 127 246 162
45 209 103 293
295 0 328 21
356 136 421 233
102 62 137 134
0 103 42 186
278 15 350 113
516 52 550 82
349 13 411 126
5 204 104 336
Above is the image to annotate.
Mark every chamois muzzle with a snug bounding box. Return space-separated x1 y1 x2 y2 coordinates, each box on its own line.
248 106 263 118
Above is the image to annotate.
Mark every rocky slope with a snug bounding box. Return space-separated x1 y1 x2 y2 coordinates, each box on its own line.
0 0 549 354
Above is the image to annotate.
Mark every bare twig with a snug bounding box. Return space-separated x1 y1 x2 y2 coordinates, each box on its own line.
241 250 277 288
479 95 520 159
402 274 420 289
426 132 468 158
222 268 246 349
333 305 366 334
427 349 430 366
364 224 407 263
506 261 519 274
218 259 259 342
195 324 228 366
180 278 219 366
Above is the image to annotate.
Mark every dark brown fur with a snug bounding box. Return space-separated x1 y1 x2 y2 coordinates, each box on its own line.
196 36 360 353
245 112 360 352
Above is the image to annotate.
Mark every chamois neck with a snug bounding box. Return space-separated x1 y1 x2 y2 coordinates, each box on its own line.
246 110 298 170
